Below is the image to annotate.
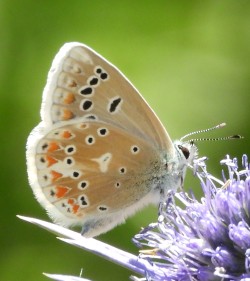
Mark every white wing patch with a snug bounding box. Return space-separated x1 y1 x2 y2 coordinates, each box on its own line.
92 152 112 173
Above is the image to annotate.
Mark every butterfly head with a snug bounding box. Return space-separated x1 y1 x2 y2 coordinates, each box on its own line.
165 139 198 189
174 140 198 167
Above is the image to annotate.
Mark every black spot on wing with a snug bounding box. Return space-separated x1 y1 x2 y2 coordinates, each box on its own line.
109 97 122 113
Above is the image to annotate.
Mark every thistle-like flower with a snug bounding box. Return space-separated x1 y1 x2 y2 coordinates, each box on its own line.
19 155 250 281
134 154 250 280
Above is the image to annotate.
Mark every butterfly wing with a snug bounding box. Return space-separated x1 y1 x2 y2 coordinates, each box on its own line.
27 43 179 237
41 42 174 154
27 120 167 237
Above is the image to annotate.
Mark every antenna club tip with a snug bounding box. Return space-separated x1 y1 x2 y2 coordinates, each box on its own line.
217 122 226 128
231 135 244 139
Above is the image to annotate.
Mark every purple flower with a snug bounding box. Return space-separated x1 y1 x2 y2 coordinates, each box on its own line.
134 155 250 280
19 155 250 281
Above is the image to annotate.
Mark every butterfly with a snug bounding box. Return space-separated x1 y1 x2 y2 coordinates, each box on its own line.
26 42 198 237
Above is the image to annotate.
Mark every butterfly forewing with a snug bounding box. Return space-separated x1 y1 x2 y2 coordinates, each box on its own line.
41 43 174 153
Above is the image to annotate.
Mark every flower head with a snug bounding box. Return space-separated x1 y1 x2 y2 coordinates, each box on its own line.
134 155 250 280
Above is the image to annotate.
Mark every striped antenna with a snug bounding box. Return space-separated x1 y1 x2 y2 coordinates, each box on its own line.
189 134 243 143
180 123 243 142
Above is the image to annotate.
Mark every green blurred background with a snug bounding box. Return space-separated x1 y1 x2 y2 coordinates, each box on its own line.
1 1 249 280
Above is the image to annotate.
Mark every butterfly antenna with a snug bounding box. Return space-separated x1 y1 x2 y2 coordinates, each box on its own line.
189 134 243 143
180 122 243 142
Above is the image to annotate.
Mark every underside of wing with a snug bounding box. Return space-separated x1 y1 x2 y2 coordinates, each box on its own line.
27 119 166 229
41 42 174 153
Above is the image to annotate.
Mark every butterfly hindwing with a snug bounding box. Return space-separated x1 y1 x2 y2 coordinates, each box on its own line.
28 119 165 231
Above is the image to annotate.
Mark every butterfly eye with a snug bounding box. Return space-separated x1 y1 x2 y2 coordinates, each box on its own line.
178 145 190 159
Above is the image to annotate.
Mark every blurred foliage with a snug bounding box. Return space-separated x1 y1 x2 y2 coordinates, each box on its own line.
0 1 249 281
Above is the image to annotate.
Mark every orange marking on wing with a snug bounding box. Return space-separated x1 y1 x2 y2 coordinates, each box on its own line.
66 198 79 213
63 109 74 120
68 198 74 205
55 186 69 198
51 170 63 182
46 156 58 167
48 142 60 152
72 204 80 214
64 93 75 104
62 130 73 139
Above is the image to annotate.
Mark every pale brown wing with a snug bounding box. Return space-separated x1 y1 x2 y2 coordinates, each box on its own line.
27 119 166 228
41 42 174 154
